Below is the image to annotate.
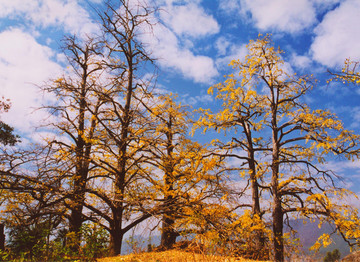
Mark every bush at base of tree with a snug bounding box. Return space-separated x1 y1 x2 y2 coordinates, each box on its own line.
5 222 109 261
324 249 341 262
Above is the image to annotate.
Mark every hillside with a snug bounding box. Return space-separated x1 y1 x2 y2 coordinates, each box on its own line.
98 250 270 262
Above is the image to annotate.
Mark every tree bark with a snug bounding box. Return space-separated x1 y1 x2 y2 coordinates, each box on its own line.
271 90 284 261
0 224 4 251
244 121 265 254
161 215 178 249
69 202 84 250
160 115 178 249
272 197 284 262
249 152 265 254
109 225 124 256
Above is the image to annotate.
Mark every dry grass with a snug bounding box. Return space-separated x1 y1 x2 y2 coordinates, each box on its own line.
97 250 270 262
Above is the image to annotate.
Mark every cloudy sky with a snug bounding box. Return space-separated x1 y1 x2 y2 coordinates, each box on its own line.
1 0 360 196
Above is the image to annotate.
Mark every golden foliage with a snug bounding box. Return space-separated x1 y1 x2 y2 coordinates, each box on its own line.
329 59 360 85
98 250 270 262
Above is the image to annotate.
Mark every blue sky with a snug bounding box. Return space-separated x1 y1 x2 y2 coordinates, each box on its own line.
0 0 360 203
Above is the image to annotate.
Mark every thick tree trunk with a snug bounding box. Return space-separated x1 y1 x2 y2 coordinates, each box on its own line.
251 175 266 257
271 140 284 261
109 227 123 256
245 124 265 256
161 215 178 249
160 117 178 249
272 199 284 262
251 176 261 217
161 181 178 249
0 224 4 251
109 200 124 256
69 204 84 240
69 177 86 251
270 92 284 262
244 122 262 219
68 68 90 250
249 157 265 255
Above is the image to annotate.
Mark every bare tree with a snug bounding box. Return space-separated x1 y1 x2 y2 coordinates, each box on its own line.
81 0 157 255
40 35 105 249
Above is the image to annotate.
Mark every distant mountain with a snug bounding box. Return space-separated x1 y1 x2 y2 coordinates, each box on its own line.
288 219 351 260
122 234 161 255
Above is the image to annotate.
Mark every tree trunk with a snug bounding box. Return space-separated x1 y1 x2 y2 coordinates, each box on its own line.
68 69 90 250
160 117 178 249
109 202 124 255
69 204 84 242
272 196 284 262
249 156 265 255
271 153 284 262
160 179 178 249
246 125 265 255
271 94 284 262
109 227 123 256
69 181 86 251
0 224 4 251
161 215 178 249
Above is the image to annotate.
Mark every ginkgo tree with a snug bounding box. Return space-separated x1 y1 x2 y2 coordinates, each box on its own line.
198 35 360 262
76 0 159 256
143 94 224 249
195 65 269 258
0 34 105 257
40 35 105 250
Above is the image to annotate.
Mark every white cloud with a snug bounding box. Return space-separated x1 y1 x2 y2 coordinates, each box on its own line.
215 36 231 56
0 0 37 17
241 0 317 33
141 16 218 84
348 106 360 129
291 53 312 70
0 28 61 134
218 0 241 13
216 43 248 68
133 0 220 83
219 0 341 34
183 94 213 105
0 0 98 37
160 2 220 38
310 0 360 68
